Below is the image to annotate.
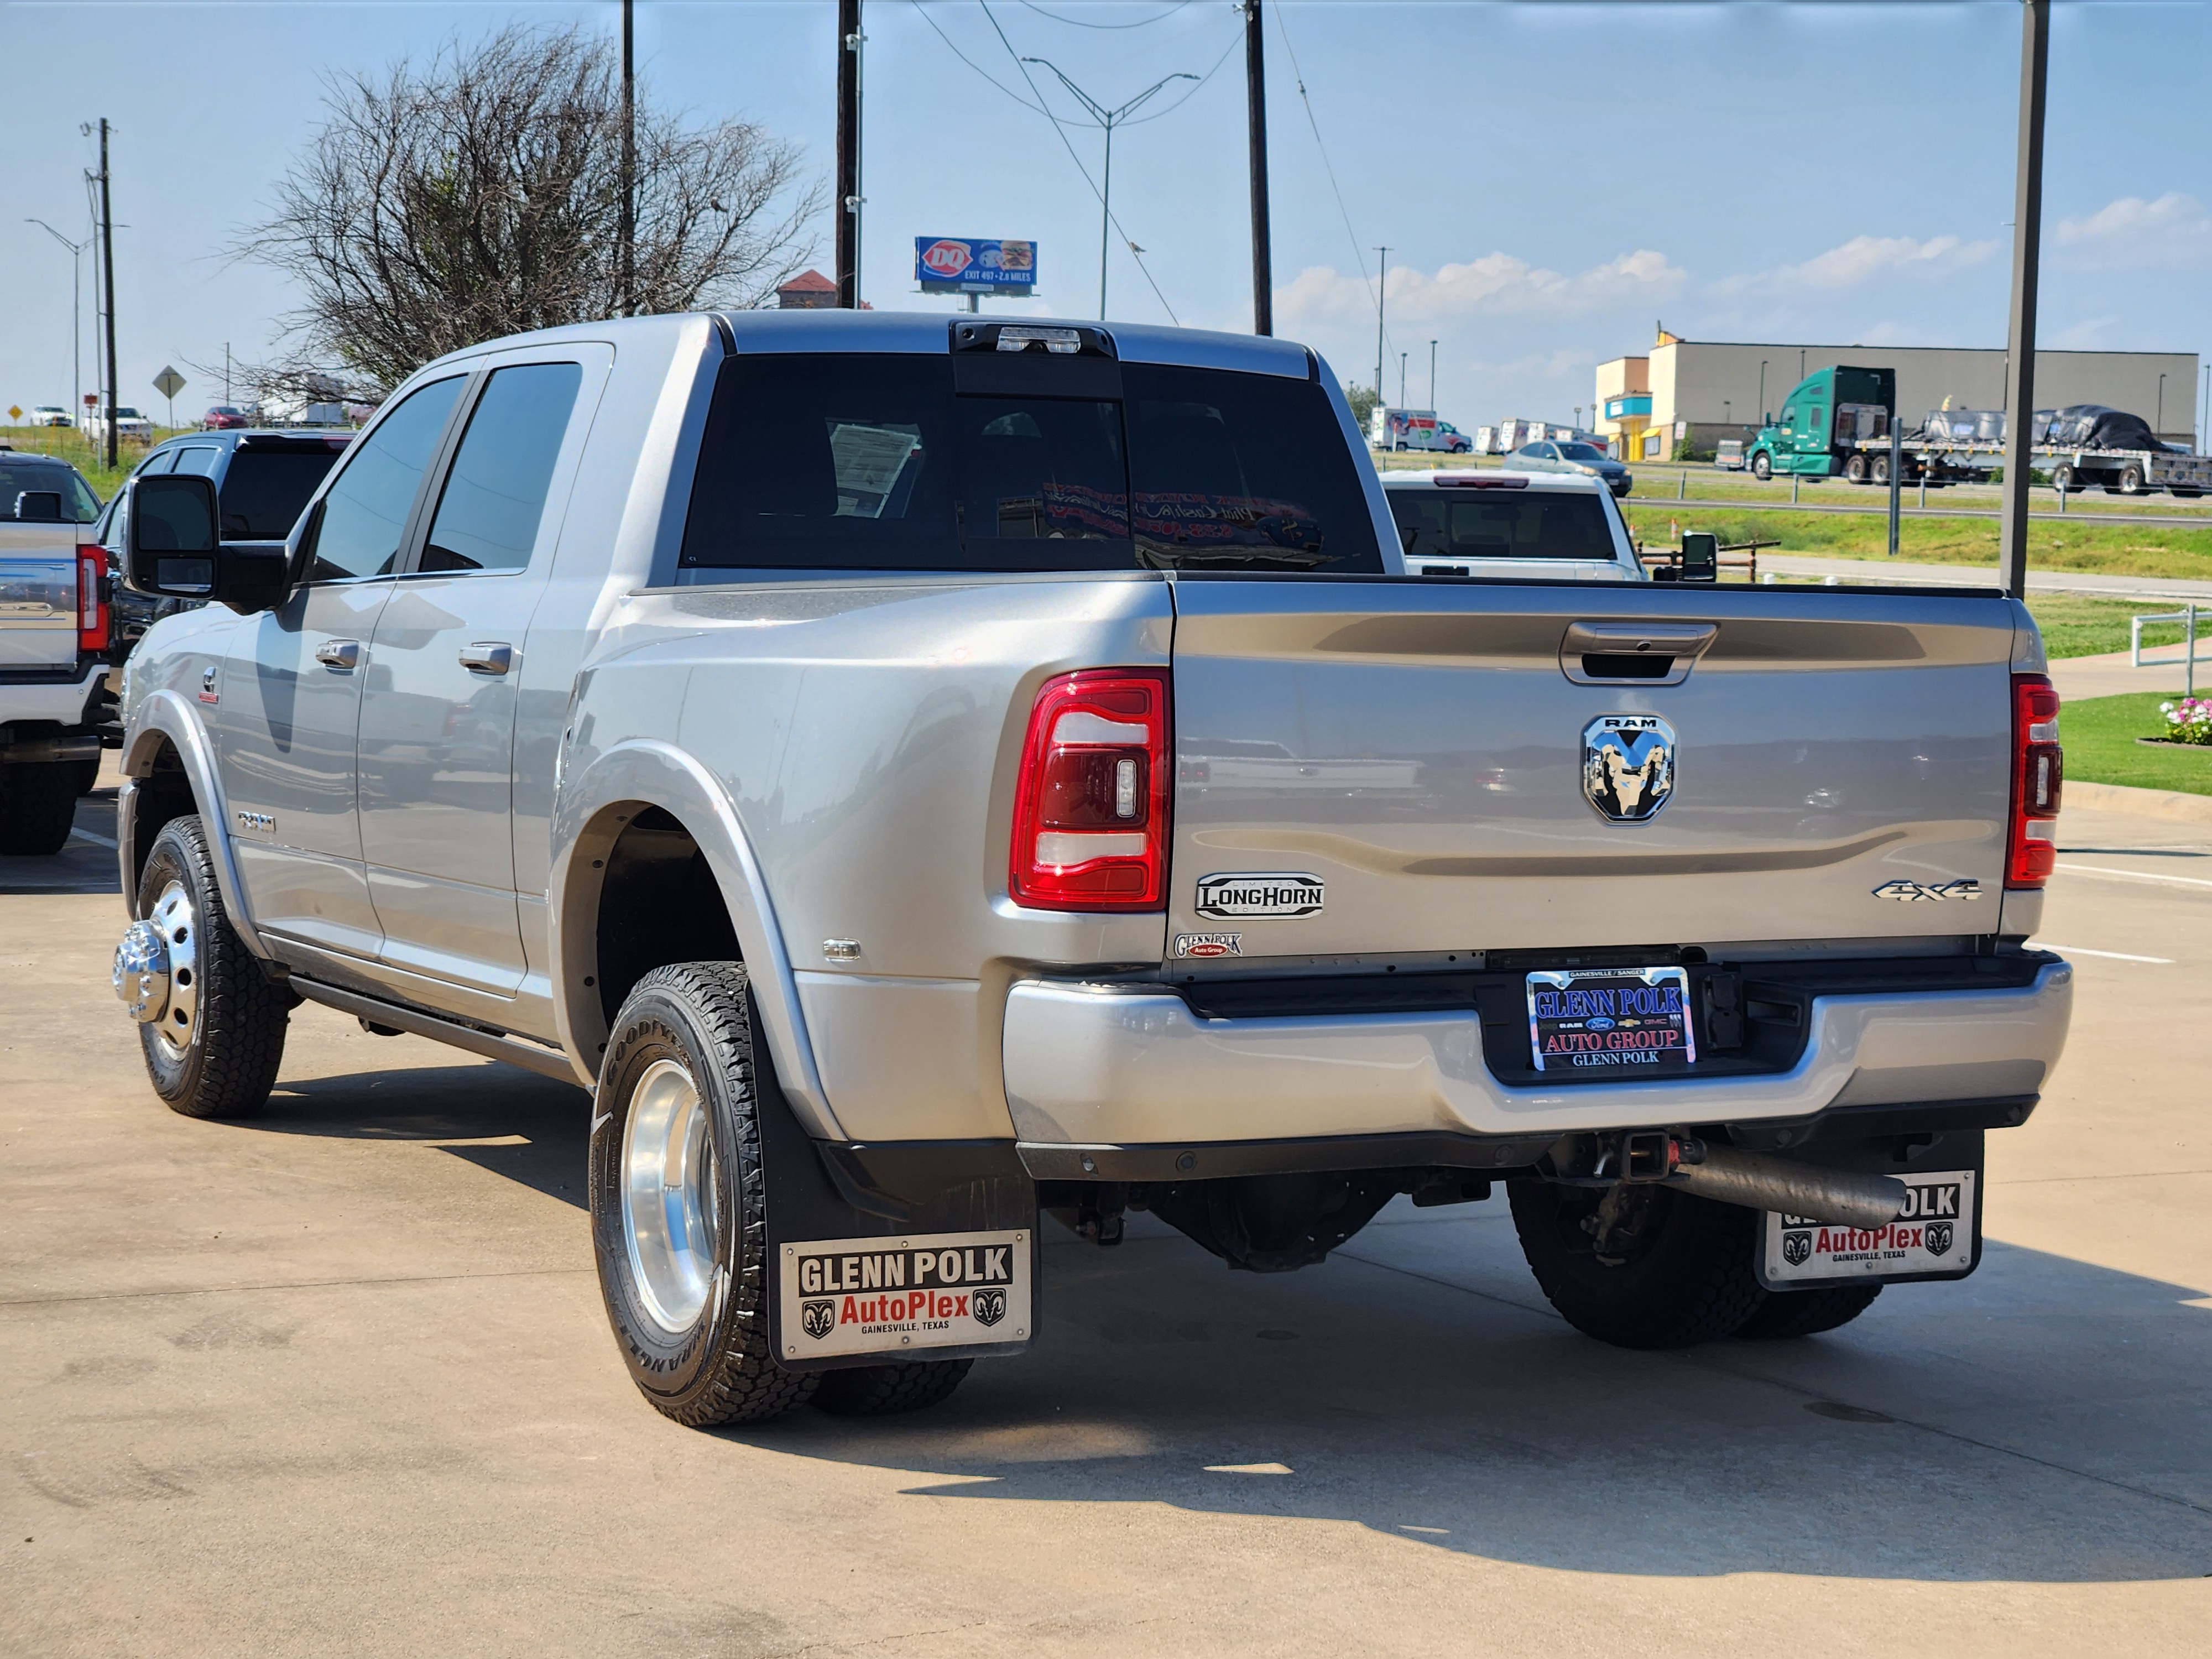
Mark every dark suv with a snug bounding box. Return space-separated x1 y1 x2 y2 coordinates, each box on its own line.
93 429 354 651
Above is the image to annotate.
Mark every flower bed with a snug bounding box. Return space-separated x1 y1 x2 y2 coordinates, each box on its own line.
2155 697 2212 746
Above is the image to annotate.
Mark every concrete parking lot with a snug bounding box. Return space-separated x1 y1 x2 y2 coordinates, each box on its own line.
4 776 2209 1656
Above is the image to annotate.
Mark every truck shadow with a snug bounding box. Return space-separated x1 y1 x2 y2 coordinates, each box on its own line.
726 1215 2212 1584
252 1059 588 1209
0 787 119 896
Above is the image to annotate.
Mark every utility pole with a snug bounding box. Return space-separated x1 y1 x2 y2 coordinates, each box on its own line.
1374 245 1390 404
26 220 87 427
1023 60 1197 322
1998 0 2049 601
836 0 863 309
224 342 231 405
1428 340 1437 410
96 118 117 471
1243 0 1271 335
1400 353 1407 407
620 0 635 315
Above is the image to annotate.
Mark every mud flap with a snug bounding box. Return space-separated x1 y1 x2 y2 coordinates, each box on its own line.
753 1030 1037 1373
1755 1129 1984 1292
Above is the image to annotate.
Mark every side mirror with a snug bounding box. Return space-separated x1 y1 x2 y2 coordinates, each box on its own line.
12 490 64 521
123 473 289 614
1679 531 1719 583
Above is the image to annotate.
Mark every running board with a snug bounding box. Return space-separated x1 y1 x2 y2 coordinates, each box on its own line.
288 978 585 1086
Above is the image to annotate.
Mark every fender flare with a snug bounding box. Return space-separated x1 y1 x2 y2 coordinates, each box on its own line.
549 737 842 1139
119 688 269 957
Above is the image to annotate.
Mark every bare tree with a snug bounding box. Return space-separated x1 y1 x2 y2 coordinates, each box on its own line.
236 25 823 388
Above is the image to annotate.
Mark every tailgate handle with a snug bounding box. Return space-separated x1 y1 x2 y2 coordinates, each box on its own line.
1561 621 1717 687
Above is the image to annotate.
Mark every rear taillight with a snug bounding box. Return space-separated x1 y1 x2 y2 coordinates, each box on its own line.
1010 670 1170 911
76 545 109 653
2007 673 2062 888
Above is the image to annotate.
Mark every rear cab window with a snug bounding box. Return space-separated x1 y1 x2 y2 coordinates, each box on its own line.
678 347 1380 577
1389 486 1624 562
1 458 101 523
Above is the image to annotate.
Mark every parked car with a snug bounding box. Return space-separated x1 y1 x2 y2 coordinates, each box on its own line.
29 405 72 429
108 310 2070 1428
82 405 154 442
1506 438 1633 497
202 406 251 430
90 429 355 656
1383 469 1646 582
0 451 112 851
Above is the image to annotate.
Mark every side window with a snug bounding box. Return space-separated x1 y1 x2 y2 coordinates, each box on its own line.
138 449 180 476
307 375 466 581
1780 406 1797 433
1807 406 1827 444
419 362 584 575
171 447 222 477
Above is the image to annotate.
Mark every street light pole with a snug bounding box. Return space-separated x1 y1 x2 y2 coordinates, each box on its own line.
1023 60 1197 322
1373 246 1390 404
1759 360 1768 424
95 118 117 471
2157 372 2166 439
1997 0 2050 601
1428 339 1437 410
1399 353 1407 408
25 219 87 427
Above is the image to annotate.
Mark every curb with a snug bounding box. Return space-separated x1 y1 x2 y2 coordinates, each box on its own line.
2065 778 2212 825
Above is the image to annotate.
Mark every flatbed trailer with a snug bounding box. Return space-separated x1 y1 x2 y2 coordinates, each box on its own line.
1748 363 2212 497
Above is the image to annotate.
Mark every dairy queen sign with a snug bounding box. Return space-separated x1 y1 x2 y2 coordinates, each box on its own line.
915 237 1038 295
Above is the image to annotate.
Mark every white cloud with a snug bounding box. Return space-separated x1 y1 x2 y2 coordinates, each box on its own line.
1713 233 1999 296
2054 193 2212 266
1276 248 1684 331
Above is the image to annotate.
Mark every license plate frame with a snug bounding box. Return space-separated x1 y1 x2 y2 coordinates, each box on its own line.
1525 964 1697 1075
1756 1168 1981 1290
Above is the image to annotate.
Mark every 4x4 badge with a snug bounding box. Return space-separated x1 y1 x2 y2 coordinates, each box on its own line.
1872 879 1982 902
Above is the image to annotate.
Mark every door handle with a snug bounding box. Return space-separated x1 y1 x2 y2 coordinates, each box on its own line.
459 641 513 676
315 639 362 671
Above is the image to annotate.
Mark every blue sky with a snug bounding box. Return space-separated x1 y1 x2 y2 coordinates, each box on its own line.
2 1 2208 432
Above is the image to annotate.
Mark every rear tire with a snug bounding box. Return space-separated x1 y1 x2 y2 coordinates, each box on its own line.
0 761 81 855
1509 1178 1765 1349
1734 1284 1884 1340
811 1359 973 1417
2051 463 2079 492
2117 463 2145 495
1843 453 1869 484
589 962 817 1427
133 815 292 1119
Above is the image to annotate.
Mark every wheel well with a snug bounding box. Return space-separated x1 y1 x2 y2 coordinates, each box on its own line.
592 806 742 1027
131 737 196 898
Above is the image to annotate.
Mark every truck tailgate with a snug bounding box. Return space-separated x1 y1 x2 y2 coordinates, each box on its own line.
0 530 81 671
1167 580 2022 957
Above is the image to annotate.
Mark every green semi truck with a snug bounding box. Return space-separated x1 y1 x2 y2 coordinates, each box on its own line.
1745 364 2211 496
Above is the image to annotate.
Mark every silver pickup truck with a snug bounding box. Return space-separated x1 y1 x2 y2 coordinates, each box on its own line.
107 312 2071 1425
1 449 112 853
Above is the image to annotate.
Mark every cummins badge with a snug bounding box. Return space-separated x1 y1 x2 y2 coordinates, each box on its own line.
1582 714 1675 823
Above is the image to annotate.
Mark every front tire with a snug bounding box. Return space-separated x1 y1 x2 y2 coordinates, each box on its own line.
589 962 816 1427
1509 1179 1765 1349
132 815 292 1118
1751 451 1772 482
0 761 82 855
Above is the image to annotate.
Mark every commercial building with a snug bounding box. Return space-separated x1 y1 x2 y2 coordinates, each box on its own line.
1597 331 2200 458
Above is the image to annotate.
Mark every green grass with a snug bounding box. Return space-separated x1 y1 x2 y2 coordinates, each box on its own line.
2024 594 2196 659
2060 692 2212 796
1 425 190 499
1621 502 2212 582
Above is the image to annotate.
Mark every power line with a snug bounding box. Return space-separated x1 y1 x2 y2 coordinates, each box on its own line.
1270 0 1395 365
972 1 1183 322
1016 0 1193 29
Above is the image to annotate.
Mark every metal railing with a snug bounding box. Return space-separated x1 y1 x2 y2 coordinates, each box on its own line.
2132 604 2200 696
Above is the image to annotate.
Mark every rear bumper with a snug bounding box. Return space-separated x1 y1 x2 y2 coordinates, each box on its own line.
0 665 104 732
1001 962 2071 1172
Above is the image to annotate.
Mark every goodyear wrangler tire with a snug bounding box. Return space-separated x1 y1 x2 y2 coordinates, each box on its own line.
1734 1284 1883 1340
1509 1178 1766 1349
133 815 292 1119
589 962 816 1427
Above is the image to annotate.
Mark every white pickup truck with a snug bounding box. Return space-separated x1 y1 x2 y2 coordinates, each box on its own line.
1 450 112 852
108 312 2071 1426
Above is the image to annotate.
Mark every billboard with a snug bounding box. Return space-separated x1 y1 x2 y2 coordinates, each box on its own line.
915 237 1037 294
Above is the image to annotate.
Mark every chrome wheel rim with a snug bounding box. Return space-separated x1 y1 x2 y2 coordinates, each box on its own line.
620 1057 719 1334
146 881 200 1061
